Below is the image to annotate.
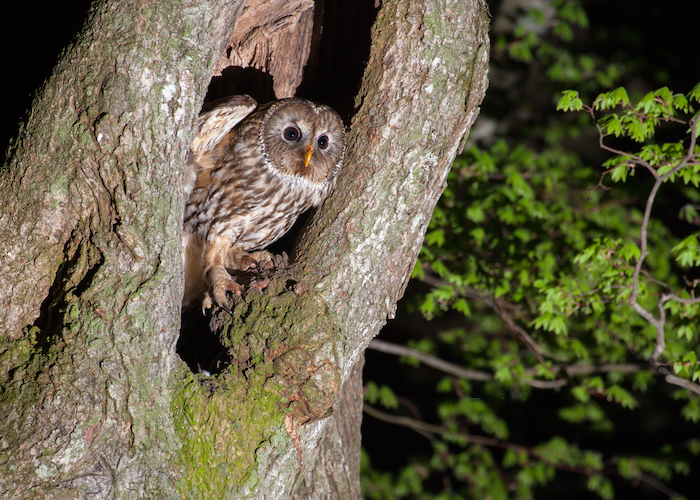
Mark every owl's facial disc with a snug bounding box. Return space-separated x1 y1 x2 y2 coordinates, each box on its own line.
261 98 345 184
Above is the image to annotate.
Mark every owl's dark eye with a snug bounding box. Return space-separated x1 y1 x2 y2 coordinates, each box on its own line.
317 134 329 150
283 126 300 142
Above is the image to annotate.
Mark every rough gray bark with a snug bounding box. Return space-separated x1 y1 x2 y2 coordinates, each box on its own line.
0 0 490 498
292 354 364 499
286 2 490 495
0 1 245 498
298 0 491 378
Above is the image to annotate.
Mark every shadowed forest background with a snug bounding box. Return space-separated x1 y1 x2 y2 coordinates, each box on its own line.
3 0 700 499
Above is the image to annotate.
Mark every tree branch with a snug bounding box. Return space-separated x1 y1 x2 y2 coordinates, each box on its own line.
368 339 643 390
663 374 700 396
369 338 492 382
636 473 684 499
662 293 700 305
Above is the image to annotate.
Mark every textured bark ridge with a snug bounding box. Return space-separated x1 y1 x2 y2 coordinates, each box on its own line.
0 1 246 498
292 354 364 499
300 0 491 379
0 0 489 498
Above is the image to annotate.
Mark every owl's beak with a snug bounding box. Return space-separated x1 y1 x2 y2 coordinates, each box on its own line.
303 145 314 167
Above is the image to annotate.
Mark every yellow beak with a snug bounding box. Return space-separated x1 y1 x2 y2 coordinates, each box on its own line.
303 145 314 167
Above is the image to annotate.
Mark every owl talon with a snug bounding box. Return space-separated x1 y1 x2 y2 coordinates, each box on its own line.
202 292 233 315
273 251 290 269
201 293 213 314
247 250 275 271
205 265 245 311
238 254 259 271
220 278 244 299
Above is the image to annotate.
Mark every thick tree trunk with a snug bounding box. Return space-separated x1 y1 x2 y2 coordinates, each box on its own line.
0 1 245 497
0 0 489 498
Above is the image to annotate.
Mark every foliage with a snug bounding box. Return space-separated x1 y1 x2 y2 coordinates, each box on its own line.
361 1 700 498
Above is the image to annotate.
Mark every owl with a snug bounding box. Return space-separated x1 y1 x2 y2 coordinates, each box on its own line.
182 95 346 309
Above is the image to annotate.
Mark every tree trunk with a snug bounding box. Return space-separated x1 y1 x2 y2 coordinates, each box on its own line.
0 0 489 498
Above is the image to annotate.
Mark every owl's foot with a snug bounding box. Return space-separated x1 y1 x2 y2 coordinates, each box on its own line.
248 250 276 270
205 265 244 312
225 247 268 272
230 249 289 273
200 250 291 312
272 251 290 269
250 250 289 271
235 250 271 271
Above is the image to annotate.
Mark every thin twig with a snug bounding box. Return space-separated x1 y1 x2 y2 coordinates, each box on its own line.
368 338 492 381
563 363 641 376
493 299 548 366
368 339 642 389
595 131 653 176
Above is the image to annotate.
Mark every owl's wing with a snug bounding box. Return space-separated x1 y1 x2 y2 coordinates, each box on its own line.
184 95 258 197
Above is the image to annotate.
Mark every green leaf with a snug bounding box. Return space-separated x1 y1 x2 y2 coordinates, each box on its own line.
466 205 486 223
425 229 446 247
606 385 638 409
378 384 399 409
587 474 614 500
681 398 700 423
688 81 700 103
557 90 583 111
453 298 471 317
672 234 700 267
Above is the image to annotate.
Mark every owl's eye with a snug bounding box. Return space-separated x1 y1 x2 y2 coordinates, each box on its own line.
317 134 329 150
283 126 300 142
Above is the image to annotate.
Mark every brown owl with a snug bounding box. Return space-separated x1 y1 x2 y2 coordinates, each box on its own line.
182 95 346 309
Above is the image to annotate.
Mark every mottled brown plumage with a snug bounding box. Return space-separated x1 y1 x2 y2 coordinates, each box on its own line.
182 95 346 309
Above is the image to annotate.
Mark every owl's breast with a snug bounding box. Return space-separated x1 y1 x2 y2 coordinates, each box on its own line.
232 175 325 250
186 161 328 252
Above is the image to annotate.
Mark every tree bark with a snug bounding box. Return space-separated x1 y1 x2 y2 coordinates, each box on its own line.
0 0 489 498
0 1 245 497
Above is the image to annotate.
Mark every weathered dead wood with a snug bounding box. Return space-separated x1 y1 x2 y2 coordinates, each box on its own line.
216 0 316 98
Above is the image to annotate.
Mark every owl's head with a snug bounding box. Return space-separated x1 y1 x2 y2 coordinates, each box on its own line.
260 98 346 186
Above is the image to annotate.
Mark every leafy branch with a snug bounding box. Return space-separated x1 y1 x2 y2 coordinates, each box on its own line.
418 272 553 365
558 83 700 394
